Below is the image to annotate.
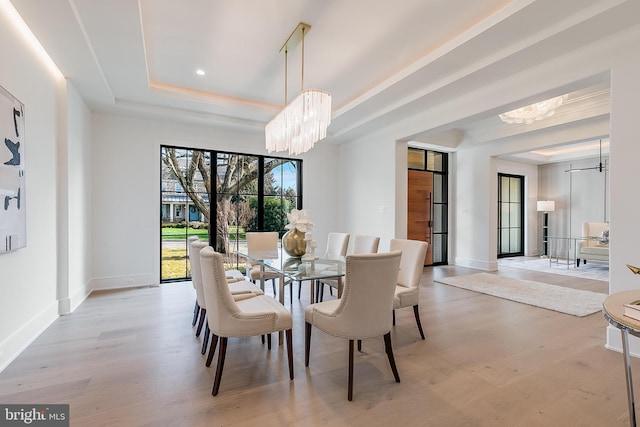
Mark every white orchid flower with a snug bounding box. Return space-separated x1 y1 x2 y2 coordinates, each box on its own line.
285 208 314 232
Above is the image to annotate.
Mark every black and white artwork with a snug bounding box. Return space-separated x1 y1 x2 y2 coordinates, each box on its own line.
0 85 25 253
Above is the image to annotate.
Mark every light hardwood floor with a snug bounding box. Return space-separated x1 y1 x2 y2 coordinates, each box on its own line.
0 264 633 426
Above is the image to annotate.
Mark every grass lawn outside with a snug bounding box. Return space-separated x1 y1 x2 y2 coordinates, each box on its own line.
161 247 247 281
161 248 191 280
161 227 208 240
161 226 246 241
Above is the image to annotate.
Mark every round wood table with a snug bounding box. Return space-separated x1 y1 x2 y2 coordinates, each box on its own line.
603 290 640 427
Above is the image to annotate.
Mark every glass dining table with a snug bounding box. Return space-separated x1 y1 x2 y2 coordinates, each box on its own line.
236 247 346 345
236 247 346 307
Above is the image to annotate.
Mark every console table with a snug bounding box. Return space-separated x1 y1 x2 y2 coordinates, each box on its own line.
603 290 640 427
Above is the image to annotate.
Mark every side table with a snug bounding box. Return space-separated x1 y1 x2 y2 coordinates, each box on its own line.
603 290 640 427
547 236 573 268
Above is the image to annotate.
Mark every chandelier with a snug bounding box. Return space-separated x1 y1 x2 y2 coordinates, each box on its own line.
499 94 568 124
265 23 331 155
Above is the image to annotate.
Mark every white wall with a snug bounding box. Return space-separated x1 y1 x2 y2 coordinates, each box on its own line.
337 135 402 253
0 6 65 371
452 147 496 270
64 83 93 311
90 113 340 289
298 140 341 256
606 33 640 354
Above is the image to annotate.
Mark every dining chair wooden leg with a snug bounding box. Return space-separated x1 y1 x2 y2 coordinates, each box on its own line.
392 309 396 325
267 333 272 350
289 282 293 304
357 339 362 352
212 337 228 396
261 334 265 344
196 309 207 337
286 329 294 380
413 305 426 340
271 279 276 296
201 323 210 355
383 332 400 383
298 281 302 299
305 322 312 366
205 333 218 367
192 302 200 326
348 339 354 401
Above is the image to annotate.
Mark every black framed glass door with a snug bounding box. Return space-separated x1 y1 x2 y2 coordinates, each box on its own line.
498 173 524 257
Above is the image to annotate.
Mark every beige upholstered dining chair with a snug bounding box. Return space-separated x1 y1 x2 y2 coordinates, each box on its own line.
324 232 350 259
189 237 246 325
189 240 264 354
199 246 294 396
188 236 202 326
245 231 281 297
308 232 350 302
351 234 381 254
316 234 379 301
304 251 402 400
390 238 429 339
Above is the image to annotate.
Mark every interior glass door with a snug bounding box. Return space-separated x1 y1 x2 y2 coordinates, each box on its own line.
498 173 524 257
407 148 448 266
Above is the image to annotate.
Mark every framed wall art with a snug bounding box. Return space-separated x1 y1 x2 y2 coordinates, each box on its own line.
0 85 25 253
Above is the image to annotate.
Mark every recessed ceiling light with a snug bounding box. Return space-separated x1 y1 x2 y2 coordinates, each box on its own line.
195 69 205 76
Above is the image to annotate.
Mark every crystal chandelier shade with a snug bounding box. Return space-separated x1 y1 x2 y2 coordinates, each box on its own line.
265 22 331 155
499 94 568 124
266 89 331 155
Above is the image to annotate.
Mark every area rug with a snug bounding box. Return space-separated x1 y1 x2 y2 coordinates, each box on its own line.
498 257 609 282
435 273 606 317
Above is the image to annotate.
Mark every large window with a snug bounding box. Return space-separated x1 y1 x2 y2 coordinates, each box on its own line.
160 146 301 282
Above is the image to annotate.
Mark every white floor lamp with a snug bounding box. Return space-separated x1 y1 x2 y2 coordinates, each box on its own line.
537 200 555 257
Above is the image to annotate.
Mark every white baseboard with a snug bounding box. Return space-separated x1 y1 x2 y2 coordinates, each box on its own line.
605 324 640 358
90 274 156 291
69 283 91 313
0 301 59 373
454 257 498 271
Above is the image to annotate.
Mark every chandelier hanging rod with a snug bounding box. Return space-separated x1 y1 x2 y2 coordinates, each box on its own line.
279 22 311 54
564 139 606 173
279 22 311 99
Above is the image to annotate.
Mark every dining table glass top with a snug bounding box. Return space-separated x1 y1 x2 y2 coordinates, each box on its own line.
237 247 346 282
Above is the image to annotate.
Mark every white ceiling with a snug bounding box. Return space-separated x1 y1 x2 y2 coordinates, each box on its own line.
9 0 640 161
